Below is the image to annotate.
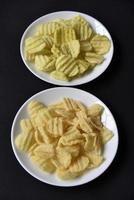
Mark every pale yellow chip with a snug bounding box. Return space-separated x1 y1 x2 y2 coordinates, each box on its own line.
69 156 89 173
86 152 104 167
15 131 34 152
50 70 68 81
34 143 55 159
100 126 113 144
20 119 34 134
47 117 64 137
85 52 104 65
35 55 56 72
56 168 81 180
88 104 104 117
35 108 52 127
27 100 45 119
57 148 72 168
91 34 111 55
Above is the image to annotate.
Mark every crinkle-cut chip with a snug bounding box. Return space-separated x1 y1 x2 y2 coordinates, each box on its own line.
54 27 76 45
34 144 55 158
53 18 69 27
53 108 75 119
100 126 113 144
47 117 63 137
42 35 54 49
25 36 46 54
71 15 89 25
35 55 56 72
77 59 90 74
48 101 64 110
91 115 103 127
15 131 34 152
27 100 45 119
63 97 86 112
28 143 38 157
85 52 104 65
69 156 89 173
37 126 54 144
86 152 104 167
82 133 96 151
76 111 93 133
35 108 52 127
90 34 111 55
60 43 70 55
73 23 92 41
56 168 81 180
51 158 61 168
30 155 56 172
68 65 79 77
24 51 35 62
67 40 80 58
51 45 62 57
20 119 34 134
55 55 77 75
34 130 42 144
50 71 68 81
57 148 72 168
80 40 92 52
87 117 102 132
88 104 104 117
62 145 80 157
58 127 83 146
35 22 60 36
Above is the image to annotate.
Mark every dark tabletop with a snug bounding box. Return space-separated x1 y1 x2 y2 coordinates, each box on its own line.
0 0 134 199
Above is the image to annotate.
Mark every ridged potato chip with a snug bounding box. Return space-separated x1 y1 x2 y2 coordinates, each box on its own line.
57 148 72 168
69 156 89 173
27 100 45 119
50 70 68 81
85 52 104 65
91 34 111 55
47 117 63 137
56 168 81 180
35 55 56 72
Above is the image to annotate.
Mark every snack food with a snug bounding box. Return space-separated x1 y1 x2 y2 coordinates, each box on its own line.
15 98 113 180
24 15 111 81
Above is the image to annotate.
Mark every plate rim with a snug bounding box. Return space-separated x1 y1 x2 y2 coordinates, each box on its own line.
11 87 119 187
20 10 114 86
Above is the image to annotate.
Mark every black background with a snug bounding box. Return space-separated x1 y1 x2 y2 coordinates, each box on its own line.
0 0 134 199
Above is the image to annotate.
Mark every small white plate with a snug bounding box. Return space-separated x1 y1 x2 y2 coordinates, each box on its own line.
20 11 114 86
11 87 118 187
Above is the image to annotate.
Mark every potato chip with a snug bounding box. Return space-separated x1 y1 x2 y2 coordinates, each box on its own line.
56 168 81 180
80 40 92 52
27 100 45 119
85 52 104 65
20 119 34 134
35 55 56 72
67 40 80 58
47 117 63 137
54 27 76 45
35 22 60 36
100 126 113 144
91 34 111 55
37 126 54 144
62 145 80 158
15 131 34 152
50 70 68 81
77 59 90 74
34 143 55 158
57 148 72 168
35 108 52 127
58 127 83 146
88 104 104 117
69 156 89 173
86 152 104 167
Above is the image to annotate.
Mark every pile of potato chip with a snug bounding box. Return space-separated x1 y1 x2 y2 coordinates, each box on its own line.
24 15 111 81
15 98 113 180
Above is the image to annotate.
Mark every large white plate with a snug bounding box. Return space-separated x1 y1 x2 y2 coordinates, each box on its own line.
20 11 114 86
11 87 118 187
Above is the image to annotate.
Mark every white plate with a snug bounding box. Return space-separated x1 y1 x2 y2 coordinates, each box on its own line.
11 87 118 187
20 11 114 86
